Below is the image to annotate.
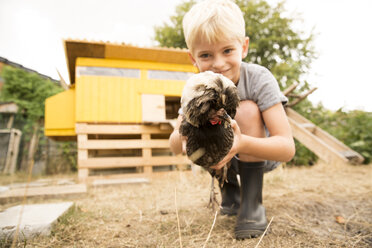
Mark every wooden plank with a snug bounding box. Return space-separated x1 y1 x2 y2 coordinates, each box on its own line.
78 155 190 169
313 128 364 163
79 139 170 149
75 123 172 134
142 94 166 122
288 117 348 165
85 172 150 182
300 123 316 133
286 108 309 124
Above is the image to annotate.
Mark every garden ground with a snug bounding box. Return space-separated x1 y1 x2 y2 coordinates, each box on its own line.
1 163 372 247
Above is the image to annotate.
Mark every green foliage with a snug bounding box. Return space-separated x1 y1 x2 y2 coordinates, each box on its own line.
0 66 63 121
0 66 78 173
236 0 316 90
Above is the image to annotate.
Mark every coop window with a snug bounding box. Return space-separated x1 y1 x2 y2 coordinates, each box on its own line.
147 70 194 81
76 66 140 78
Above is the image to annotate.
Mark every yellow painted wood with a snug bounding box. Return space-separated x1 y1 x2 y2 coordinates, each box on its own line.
45 47 196 136
76 57 198 73
44 128 76 136
44 88 75 136
75 73 186 123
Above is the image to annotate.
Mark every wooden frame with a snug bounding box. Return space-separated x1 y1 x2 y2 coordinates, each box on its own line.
1 129 22 174
75 123 189 181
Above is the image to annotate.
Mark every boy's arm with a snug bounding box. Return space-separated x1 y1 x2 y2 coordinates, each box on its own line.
211 103 295 169
169 115 185 155
247 102 295 161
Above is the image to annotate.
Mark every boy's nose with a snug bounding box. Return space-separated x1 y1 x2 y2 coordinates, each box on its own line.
212 56 225 71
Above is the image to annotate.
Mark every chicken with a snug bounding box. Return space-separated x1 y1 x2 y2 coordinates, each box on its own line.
179 71 240 209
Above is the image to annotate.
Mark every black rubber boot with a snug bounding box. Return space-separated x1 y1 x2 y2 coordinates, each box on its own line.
234 161 268 239
219 158 240 216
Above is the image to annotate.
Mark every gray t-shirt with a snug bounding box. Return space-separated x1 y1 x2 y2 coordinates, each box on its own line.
237 62 288 111
237 62 287 172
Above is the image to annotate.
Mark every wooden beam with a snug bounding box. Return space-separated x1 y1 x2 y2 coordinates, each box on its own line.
75 123 172 134
78 139 170 149
79 155 190 169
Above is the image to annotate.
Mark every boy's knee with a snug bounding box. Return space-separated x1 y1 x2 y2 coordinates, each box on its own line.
235 100 265 138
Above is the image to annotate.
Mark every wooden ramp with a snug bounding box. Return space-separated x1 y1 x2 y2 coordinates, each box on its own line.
286 107 364 165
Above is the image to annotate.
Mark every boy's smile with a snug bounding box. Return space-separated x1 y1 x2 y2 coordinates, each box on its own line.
189 38 249 84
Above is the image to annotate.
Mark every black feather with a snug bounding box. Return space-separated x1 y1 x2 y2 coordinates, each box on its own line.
180 73 240 169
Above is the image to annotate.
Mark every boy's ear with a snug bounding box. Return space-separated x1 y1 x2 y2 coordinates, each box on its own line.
242 37 250 59
188 52 197 66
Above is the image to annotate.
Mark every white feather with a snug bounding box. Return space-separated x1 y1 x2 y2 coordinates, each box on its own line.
181 71 236 114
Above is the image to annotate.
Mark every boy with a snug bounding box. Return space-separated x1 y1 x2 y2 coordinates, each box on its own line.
169 0 295 239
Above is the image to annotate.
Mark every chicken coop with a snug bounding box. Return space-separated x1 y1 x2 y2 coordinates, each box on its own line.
45 40 198 181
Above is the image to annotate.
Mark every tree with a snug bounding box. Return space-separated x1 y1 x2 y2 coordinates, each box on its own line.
0 66 63 170
154 0 316 92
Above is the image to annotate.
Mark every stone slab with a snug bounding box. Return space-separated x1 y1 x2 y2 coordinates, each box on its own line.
92 177 149 186
0 184 87 204
0 202 73 240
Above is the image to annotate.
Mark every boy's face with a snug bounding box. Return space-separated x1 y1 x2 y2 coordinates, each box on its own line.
189 37 249 84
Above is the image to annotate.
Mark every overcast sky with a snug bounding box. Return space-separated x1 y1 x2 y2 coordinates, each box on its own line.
1 0 371 112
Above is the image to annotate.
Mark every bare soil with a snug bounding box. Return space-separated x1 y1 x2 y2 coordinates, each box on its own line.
1 163 372 247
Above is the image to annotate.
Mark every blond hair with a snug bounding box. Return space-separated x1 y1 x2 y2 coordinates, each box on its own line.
183 0 246 53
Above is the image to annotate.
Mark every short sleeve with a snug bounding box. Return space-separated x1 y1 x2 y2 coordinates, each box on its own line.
250 66 288 112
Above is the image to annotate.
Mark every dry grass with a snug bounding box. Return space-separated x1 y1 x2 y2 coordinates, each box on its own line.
2 163 372 248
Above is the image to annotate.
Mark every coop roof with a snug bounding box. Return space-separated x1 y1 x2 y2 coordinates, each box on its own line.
0 56 59 83
64 40 192 84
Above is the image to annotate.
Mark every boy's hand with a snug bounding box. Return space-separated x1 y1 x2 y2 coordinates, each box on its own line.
210 120 241 170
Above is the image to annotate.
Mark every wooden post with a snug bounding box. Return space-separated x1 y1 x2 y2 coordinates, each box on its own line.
6 115 14 129
142 133 152 174
78 134 89 182
3 130 15 173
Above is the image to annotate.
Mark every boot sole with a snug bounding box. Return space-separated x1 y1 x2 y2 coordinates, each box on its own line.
235 228 266 239
220 207 239 216
234 223 268 240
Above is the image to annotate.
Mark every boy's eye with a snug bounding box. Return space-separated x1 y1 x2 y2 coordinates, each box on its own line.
199 53 210 58
224 48 233 54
